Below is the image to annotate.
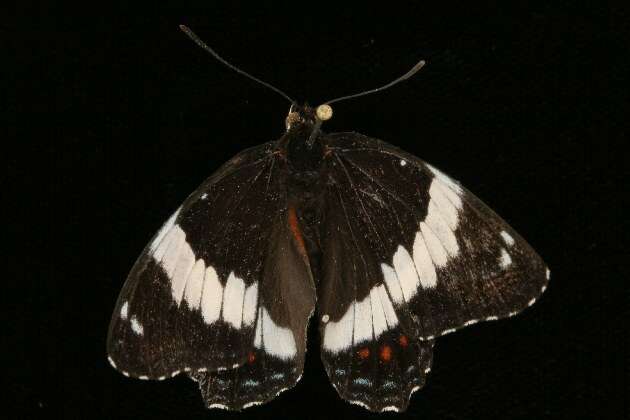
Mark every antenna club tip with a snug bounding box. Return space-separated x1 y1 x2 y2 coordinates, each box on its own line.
316 104 333 121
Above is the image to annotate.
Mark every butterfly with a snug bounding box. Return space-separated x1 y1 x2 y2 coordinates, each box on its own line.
107 26 549 413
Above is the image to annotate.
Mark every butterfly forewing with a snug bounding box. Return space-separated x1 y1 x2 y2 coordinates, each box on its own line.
317 133 549 411
107 141 315 406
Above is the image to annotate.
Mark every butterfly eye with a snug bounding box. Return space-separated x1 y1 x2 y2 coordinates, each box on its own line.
316 104 333 121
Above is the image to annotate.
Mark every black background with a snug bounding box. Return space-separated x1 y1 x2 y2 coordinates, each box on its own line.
9 2 627 419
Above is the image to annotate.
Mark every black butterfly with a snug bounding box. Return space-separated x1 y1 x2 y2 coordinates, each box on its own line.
107 27 549 413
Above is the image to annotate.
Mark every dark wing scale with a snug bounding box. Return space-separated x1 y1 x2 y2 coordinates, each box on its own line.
108 142 295 378
317 132 548 411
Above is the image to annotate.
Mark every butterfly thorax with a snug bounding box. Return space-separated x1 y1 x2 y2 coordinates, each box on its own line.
277 104 329 276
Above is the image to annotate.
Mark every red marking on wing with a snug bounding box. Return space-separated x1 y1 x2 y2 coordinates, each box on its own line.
288 206 308 260
357 347 370 359
398 335 409 348
248 351 256 364
380 345 392 362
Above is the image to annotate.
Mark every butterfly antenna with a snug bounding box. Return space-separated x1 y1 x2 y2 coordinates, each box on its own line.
323 59 426 106
179 25 295 104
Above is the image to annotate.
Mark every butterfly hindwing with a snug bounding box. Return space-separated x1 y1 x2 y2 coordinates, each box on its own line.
192 352 300 410
107 141 316 407
191 202 317 409
317 132 548 411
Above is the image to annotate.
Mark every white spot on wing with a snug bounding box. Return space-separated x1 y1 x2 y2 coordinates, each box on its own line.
499 248 512 268
130 316 144 336
353 377 372 386
324 285 399 353
209 404 228 410
152 227 177 262
254 308 262 348
149 207 181 253
393 245 421 301
377 284 399 327
428 178 462 230
381 263 404 304
201 266 223 324
353 297 373 345
242 281 258 326
170 236 196 304
424 200 460 257
400 159 407 166
243 379 259 387
412 231 437 288
160 226 186 276
107 355 117 368
500 231 515 246
369 287 388 338
222 272 246 329
120 301 128 320
254 307 297 359
382 381 396 389
322 302 354 353
420 221 449 267
321 314 329 323
348 400 370 410
183 259 205 309
426 163 463 195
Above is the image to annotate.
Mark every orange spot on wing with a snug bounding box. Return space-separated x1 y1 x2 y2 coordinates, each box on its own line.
380 345 392 362
357 347 370 359
288 206 307 259
399 335 409 347
248 351 256 364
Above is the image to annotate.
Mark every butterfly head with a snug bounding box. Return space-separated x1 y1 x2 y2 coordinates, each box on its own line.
285 103 333 131
281 103 333 172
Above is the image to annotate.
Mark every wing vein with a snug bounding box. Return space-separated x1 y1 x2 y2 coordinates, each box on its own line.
334 153 385 247
341 154 416 214
333 185 363 391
